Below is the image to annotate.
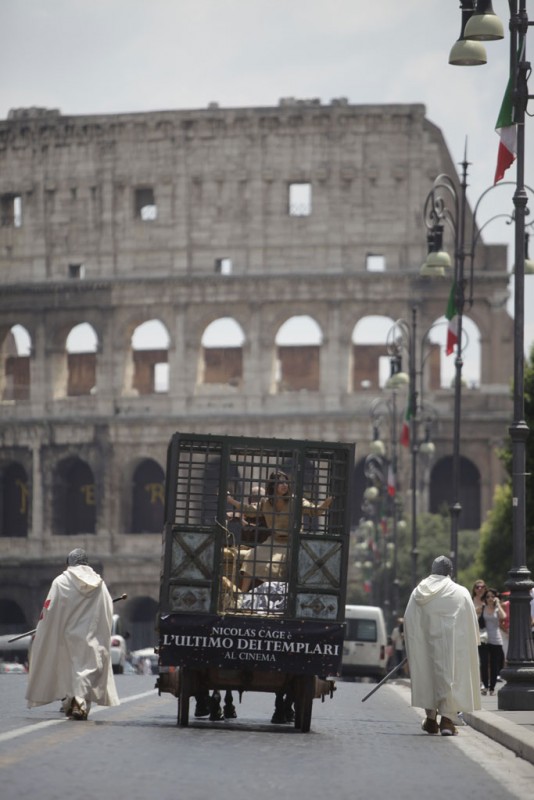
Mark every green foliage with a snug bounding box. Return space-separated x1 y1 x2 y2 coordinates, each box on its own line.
350 346 534 615
476 344 534 585
392 511 481 610
475 483 514 590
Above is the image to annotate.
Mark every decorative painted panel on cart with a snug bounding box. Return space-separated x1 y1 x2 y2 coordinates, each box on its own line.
295 592 338 619
168 585 211 613
297 539 342 589
170 529 215 581
167 528 216 611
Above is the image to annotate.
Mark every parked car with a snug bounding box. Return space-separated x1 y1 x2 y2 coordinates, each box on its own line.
0 661 27 674
341 605 387 681
110 614 129 674
130 648 159 675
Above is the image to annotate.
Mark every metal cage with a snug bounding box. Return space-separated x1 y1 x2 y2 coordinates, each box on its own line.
160 433 354 623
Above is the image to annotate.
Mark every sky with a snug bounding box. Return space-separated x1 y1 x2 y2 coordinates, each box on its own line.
1 0 533 382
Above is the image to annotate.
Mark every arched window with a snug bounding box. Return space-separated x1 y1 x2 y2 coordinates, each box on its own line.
430 456 481 530
0 599 27 635
131 459 164 533
200 317 244 386
66 322 98 396
127 596 159 650
275 315 322 392
1 324 31 401
54 457 96 535
427 315 481 389
351 316 395 391
1 462 29 537
131 320 170 394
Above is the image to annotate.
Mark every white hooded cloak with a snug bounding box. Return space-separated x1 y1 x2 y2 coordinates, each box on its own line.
26 564 119 710
404 574 481 717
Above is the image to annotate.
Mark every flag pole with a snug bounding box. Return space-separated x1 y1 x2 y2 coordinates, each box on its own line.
409 305 418 589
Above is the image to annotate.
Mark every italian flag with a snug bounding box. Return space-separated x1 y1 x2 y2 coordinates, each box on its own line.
387 464 395 497
400 403 412 449
445 281 459 356
494 41 524 183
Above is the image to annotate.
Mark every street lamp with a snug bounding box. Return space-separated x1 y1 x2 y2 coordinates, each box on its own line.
366 394 403 626
356 475 383 606
386 307 438 590
448 0 534 710
422 164 534 581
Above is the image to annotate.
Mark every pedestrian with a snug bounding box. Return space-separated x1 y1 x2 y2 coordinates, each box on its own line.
499 591 510 662
404 555 481 736
390 617 405 673
471 579 487 616
226 470 332 592
25 548 119 720
471 578 488 684
479 588 506 696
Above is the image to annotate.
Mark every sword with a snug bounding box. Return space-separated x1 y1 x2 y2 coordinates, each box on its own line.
361 656 408 703
7 631 35 643
7 593 128 643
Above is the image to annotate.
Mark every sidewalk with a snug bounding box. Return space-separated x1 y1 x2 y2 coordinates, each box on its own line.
462 688 534 765
392 677 534 764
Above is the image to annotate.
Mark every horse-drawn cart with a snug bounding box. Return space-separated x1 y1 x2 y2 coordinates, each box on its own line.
156 433 354 732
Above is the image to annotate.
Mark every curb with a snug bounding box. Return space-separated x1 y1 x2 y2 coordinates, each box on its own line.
462 709 534 766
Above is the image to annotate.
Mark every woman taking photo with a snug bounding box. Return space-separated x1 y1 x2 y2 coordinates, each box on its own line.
479 587 507 695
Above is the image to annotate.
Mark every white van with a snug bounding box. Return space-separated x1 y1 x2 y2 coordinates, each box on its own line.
341 605 387 680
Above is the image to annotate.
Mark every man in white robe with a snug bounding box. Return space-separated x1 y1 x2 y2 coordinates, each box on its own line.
26 549 120 720
404 555 481 736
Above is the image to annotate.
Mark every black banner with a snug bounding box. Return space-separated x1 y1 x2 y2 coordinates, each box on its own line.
159 613 345 675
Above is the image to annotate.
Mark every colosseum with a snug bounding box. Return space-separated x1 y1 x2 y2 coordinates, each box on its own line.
0 99 512 647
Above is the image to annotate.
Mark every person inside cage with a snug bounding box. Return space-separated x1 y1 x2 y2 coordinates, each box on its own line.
226 469 332 593
225 483 271 547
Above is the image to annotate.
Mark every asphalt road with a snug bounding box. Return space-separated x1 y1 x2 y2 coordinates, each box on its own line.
0 674 532 800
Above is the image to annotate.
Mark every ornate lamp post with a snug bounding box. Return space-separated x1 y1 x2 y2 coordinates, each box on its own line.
423 163 534 580
361 456 387 611
423 161 470 580
386 307 438 589
446 0 534 710
366 393 403 625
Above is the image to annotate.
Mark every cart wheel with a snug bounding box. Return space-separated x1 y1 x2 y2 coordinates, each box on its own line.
295 675 314 733
178 667 191 727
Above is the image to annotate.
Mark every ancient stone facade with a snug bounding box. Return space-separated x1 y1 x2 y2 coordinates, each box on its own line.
0 100 513 646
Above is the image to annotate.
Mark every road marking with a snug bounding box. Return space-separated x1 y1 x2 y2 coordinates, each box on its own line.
0 689 157 744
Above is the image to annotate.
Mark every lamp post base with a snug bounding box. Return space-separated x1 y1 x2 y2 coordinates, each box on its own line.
498 665 534 710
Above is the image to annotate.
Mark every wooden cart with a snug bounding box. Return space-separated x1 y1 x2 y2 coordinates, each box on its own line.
156 433 354 732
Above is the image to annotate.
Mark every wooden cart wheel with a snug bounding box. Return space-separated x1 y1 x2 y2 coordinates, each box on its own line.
295 675 315 733
178 667 191 727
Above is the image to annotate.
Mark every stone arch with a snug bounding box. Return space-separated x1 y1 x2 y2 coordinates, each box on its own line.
127 595 159 650
429 455 481 530
351 315 395 391
274 314 323 392
199 317 245 387
0 324 31 401
1 462 30 537
125 318 170 395
66 321 98 396
131 458 165 533
53 456 96 535
426 314 482 389
0 598 27 635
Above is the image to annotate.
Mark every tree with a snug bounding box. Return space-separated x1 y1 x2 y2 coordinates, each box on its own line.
476 344 534 588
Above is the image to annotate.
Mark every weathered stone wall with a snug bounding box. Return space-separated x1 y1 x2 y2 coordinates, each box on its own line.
0 100 513 636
